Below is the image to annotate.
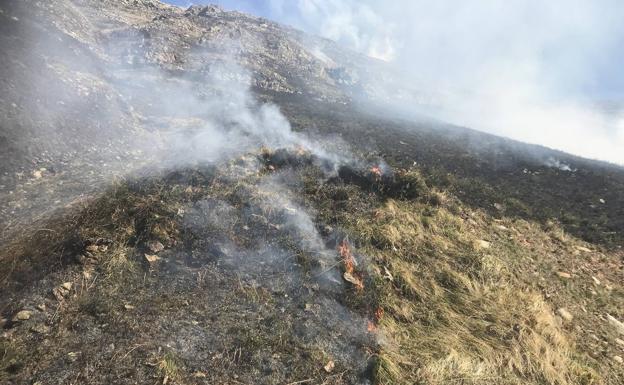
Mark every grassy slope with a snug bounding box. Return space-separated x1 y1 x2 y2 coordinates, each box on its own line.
1 147 622 384
344 192 623 384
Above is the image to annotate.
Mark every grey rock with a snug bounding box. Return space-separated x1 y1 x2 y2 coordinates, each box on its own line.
13 310 32 321
30 324 50 334
557 308 573 322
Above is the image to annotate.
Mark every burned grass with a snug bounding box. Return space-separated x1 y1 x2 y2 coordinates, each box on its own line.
278 97 624 249
1 147 623 384
0 149 382 384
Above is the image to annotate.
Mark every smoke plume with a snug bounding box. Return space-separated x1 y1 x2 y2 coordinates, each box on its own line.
212 0 624 165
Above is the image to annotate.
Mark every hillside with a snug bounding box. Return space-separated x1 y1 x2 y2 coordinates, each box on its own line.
1 1 623 384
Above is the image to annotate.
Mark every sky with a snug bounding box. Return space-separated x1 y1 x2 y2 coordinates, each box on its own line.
165 0 624 164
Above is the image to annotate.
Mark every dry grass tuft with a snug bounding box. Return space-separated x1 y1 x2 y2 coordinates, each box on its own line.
157 352 180 384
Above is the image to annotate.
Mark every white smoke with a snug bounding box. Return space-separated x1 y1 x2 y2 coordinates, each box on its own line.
219 0 624 164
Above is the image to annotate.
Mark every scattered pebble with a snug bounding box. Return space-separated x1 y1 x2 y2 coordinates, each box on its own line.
30 324 50 334
592 276 601 286
614 356 623 364
13 310 32 321
145 254 160 263
575 246 592 253
148 240 164 253
556 272 571 279
475 240 491 249
607 314 624 335
324 360 335 373
557 308 573 322
53 283 72 301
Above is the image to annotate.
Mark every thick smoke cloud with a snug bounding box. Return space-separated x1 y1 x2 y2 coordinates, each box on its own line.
213 0 624 164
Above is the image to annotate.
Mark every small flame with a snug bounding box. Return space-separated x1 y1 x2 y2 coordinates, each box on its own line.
339 239 364 291
370 165 382 179
374 306 384 322
367 307 384 333
351 272 364 291
339 239 356 274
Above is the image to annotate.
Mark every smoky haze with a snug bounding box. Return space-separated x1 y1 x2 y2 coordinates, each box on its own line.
0 1 352 239
212 0 624 165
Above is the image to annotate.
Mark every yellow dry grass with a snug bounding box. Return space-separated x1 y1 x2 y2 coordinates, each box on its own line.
352 199 601 385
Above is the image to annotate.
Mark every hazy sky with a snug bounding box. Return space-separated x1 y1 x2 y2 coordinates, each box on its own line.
165 1 624 164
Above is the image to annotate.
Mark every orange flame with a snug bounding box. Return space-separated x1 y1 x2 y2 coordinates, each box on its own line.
374 307 384 322
339 239 355 274
367 307 384 333
370 165 382 180
351 273 364 292
339 240 364 291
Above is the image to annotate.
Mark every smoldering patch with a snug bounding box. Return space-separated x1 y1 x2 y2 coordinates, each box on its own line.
0 142 394 383
162 182 381 379
331 160 429 200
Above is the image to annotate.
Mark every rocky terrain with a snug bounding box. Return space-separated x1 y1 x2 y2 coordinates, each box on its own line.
1 1 623 384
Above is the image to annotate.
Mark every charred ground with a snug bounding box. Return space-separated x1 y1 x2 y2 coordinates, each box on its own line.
2 147 623 384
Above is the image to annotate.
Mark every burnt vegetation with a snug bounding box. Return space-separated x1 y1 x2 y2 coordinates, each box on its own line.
2 147 623 385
